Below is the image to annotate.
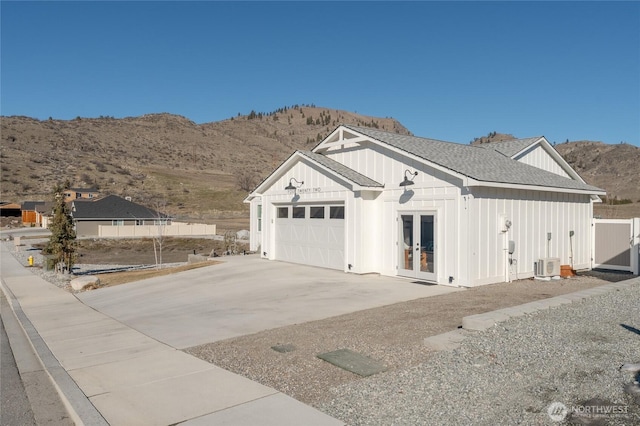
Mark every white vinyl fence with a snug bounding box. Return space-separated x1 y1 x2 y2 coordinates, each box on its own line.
98 222 217 238
592 218 640 275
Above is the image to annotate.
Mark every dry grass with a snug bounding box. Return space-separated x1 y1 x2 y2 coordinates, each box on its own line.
594 202 640 219
95 261 221 287
0 109 406 221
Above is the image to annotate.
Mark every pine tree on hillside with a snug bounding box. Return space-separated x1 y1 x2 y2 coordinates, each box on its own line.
44 183 77 273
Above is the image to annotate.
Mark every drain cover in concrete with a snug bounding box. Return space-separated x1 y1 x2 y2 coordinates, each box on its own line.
411 281 436 286
271 344 296 353
317 349 387 377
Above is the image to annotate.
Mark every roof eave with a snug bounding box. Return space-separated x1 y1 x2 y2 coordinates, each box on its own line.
297 151 383 190
249 150 383 197
466 179 606 195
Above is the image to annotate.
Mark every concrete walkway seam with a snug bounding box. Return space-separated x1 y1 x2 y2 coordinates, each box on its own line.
425 277 640 351
0 278 109 426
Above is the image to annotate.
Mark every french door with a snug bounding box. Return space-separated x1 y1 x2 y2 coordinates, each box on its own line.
398 212 436 281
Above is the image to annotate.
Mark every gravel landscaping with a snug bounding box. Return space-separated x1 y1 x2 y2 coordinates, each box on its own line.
321 280 640 425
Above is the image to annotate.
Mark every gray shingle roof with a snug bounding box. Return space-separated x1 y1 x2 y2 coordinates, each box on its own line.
299 151 384 188
343 125 603 193
21 201 46 211
68 187 99 193
72 195 169 220
479 137 542 157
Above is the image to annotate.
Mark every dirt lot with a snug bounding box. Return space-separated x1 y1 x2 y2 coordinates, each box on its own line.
33 237 249 265
185 270 635 407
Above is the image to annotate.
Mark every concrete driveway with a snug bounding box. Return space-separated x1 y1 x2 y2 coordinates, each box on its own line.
77 255 461 349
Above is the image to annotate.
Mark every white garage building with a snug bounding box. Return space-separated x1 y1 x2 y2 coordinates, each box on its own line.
246 125 605 287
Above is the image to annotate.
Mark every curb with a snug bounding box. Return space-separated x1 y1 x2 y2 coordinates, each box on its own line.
425 277 640 351
0 279 109 426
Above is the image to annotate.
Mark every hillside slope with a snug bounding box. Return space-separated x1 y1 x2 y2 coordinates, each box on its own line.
554 141 640 201
2 113 638 221
1 107 408 221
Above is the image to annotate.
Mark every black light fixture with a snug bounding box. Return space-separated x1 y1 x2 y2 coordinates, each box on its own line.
399 169 418 187
285 177 304 190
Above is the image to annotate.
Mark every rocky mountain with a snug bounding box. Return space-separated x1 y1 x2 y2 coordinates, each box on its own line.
554 141 639 201
1 111 638 221
0 107 409 221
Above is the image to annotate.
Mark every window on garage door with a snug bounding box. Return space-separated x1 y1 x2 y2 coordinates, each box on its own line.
277 207 289 218
292 206 305 218
310 206 325 219
330 206 344 219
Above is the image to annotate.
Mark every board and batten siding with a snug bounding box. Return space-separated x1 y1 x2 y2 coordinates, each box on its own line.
248 197 261 252
514 144 570 178
326 142 465 284
467 187 592 286
258 159 351 269
381 187 461 285
350 191 382 273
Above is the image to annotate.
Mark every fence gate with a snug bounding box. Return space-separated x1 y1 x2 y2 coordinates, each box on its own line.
592 218 640 275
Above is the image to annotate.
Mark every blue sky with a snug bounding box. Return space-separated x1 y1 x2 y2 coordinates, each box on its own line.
1 1 639 146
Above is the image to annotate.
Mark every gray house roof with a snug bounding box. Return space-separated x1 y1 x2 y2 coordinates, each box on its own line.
299 151 384 188
68 187 99 193
343 125 603 193
21 201 46 211
479 137 542 158
72 195 169 220
35 202 55 214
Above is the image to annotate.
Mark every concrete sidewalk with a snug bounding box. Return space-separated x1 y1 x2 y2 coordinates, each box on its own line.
0 244 343 425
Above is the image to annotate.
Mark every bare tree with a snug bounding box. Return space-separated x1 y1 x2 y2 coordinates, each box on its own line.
223 230 238 255
237 170 257 192
153 200 168 269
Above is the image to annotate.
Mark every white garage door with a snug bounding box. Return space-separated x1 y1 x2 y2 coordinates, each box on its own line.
275 204 345 270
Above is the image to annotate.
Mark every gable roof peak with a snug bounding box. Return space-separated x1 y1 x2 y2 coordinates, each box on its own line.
332 125 601 194
479 136 545 158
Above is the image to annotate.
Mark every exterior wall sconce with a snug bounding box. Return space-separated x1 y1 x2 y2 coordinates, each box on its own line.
399 170 418 187
285 178 304 190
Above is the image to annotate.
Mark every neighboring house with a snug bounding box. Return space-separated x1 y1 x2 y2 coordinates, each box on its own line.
0 202 22 217
21 201 46 225
246 125 605 287
71 195 170 237
63 187 99 203
35 202 56 228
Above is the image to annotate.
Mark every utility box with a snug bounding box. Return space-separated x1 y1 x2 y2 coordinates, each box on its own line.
43 255 57 271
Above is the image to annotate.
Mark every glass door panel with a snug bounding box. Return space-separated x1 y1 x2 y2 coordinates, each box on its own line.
398 212 436 281
420 215 435 275
399 214 415 274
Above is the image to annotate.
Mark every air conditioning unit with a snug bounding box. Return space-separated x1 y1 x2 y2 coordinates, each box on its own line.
536 258 561 277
